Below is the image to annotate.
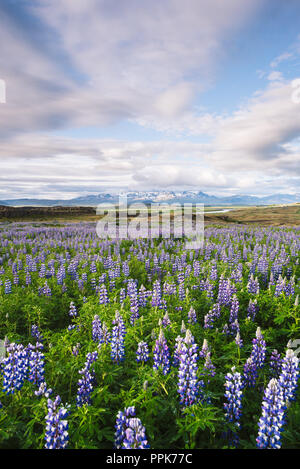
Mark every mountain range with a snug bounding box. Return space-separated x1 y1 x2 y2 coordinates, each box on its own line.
1 191 300 207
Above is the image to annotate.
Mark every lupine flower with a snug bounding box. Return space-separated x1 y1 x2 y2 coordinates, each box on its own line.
235 332 243 348
35 381 53 398
251 327 266 369
114 406 136 449
111 312 126 363
92 314 102 343
31 324 43 342
99 283 109 305
224 367 243 446
278 348 299 403
45 395 70 449
76 351 98 407
177 329 199 407
270 349 282 377
153 330 170 375
27 342 45 386
173 335 184 367
69 301 77 318
187 307 197 324
161 312 171 328
123 417 150 449
136 341 149 363
4 279 12 294
256 378 285 449
72 343 81 357
2 343 28 395
114 406 150 449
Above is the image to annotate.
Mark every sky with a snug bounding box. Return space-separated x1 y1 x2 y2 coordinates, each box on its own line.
0 0 300 199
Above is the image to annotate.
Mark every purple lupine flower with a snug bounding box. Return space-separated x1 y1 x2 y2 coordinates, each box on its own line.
153 330 170 375
114 406 136 449
173 335 184 367
224 366 243 446
256 378 285 449
111 312 126 363
2 343 28 395
251 327 266 369
243 357 257 388
247 299 258 321
270 349 282 377
114 406 150 449
151 280 162 308
92 314 102 343
123 417 150 449
187 307 197 324
27 342 45 386
128 279 140 325
69 301 77 318
161 312 171 328
76 351 98 407
72 343 81 357
45 395 70 449
4 279 12 294
278 348 299 403
31 324 43 342
229 295 239 325
247 275 260 295
235 332 243 348
99 283 109 305
177 329 199 407
136 341 149 363
35 381 53 398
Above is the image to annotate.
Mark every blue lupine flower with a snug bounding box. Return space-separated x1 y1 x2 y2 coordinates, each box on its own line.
256 378 285 449
76 351 98 407
177 329 199 407
153 330 170 375
278 348 299 403
136 341 149 363
114 406 136 449
45 395 70 449
123 417 150 449
35 381 53 398
27 342 45 386
224 366 243 447
111 312 126 363
114 406 149 449
69 301 77 318
2 343 28 395
187 307 197 324
92 314 102 343
99 283 109 305
4 279 12 294
270 349 282 377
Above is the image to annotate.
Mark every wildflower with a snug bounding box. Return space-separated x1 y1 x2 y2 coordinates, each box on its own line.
136 341 149 363
153 330 170 375
224 367 243 446
256 378 285 449
177 330 199 407
45 396 70 449
111 312 126 363
76 351 98 407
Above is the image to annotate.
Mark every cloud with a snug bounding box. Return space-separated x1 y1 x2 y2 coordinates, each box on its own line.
0 0 262 136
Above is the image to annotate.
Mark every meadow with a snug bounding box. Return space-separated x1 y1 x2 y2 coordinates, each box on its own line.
0 222 299 449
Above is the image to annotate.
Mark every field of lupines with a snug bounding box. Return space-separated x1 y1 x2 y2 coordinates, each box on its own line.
0 222 299 449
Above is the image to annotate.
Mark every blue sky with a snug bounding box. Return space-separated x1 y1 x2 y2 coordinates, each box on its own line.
0 0 300 199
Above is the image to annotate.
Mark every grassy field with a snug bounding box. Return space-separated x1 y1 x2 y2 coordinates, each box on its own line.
0 204 299 226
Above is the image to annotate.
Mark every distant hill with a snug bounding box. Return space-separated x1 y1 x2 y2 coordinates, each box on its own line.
2 191 300 207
